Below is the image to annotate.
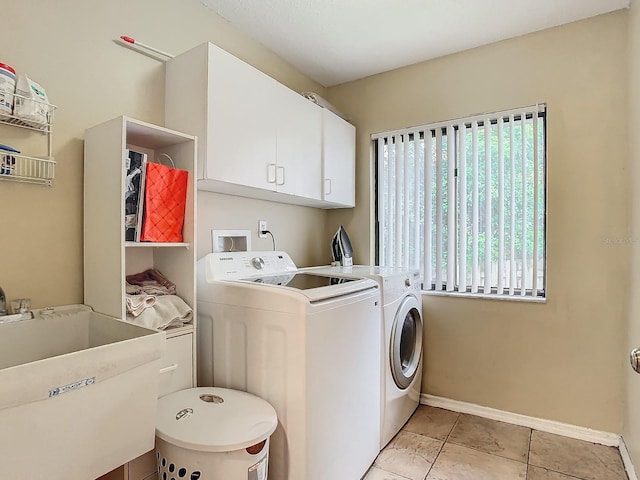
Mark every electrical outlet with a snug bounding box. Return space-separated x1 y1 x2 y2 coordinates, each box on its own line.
259 220 268 238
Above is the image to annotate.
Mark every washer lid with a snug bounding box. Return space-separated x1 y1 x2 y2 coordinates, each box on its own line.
156 387 278 453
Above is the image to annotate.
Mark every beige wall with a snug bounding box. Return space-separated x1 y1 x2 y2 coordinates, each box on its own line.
0 0 328 309
328 12 629 432
196 193 328 265
625 0 640 466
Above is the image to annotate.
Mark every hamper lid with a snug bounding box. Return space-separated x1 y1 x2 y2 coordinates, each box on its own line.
156 387 278 452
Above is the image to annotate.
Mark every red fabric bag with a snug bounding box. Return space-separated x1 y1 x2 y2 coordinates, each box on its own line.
140 161 188 243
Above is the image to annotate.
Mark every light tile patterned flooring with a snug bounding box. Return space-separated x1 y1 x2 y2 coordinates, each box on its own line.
364 406 628 480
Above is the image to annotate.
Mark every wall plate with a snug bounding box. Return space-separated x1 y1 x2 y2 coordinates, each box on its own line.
211 229 251 252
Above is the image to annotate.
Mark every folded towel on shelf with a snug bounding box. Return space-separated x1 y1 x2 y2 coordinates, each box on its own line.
126 282 172 296
125 294 157 317
126 282 143 295
126 269 176 295
126 294 192 330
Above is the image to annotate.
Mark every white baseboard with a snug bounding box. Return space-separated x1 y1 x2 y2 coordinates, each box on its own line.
421 393 620 447
620 437 639 480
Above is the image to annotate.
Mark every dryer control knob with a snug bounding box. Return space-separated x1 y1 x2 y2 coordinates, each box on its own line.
251 257 265 270
405 278 411 287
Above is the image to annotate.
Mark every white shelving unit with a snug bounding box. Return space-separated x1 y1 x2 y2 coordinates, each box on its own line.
0 92 57 186
85 116 197 480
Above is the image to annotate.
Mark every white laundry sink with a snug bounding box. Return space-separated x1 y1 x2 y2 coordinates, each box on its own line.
0 304 165 480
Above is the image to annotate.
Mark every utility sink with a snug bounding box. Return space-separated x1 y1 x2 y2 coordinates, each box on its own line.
0 304 165 480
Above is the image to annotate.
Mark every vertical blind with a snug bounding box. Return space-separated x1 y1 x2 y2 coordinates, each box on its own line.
374 104 546 298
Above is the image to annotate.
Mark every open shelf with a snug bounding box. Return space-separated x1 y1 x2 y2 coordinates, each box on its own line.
125 241 191 248
164 324 195 338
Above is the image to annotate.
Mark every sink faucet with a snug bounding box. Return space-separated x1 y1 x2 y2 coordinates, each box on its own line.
0 286 6 316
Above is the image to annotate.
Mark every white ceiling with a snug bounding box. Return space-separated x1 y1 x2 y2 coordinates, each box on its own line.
200 0 629 87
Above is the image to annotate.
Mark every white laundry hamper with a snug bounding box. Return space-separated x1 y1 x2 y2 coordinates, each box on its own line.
155 387 278 480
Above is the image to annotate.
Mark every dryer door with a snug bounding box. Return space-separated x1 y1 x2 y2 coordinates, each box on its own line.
390 295 423 389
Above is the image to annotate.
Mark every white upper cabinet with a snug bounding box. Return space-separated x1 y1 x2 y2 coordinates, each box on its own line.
275 86 322 199
207 44 278 191
322 109 356 208
165 42 351 208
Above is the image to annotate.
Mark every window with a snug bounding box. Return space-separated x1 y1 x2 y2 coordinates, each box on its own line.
374 104 546 299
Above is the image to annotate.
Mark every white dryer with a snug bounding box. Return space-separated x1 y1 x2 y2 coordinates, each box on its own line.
197 251 382 480
304 265 424 449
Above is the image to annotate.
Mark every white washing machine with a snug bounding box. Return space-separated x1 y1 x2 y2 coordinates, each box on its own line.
196 251 382 480
304 265 424 449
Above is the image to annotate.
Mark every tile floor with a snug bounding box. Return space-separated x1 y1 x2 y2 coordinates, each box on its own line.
364 406 628 480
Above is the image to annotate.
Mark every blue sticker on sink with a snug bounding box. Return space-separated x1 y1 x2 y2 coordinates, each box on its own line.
49 377 96 397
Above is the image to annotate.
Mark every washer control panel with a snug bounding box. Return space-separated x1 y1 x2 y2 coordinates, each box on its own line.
204 251 298 279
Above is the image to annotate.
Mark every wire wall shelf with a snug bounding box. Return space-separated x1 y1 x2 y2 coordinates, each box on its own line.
0 92 57 185
0 154 55 186
0 93 56 133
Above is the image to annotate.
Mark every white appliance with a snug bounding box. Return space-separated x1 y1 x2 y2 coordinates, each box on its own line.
196 251 382 480
304 265 423 449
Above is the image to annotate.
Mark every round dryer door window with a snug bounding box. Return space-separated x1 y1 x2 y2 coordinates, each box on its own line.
390 296 423 390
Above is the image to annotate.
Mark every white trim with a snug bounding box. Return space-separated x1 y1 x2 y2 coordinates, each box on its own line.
421 394 620 446
620 437 639 480
422 290 546 303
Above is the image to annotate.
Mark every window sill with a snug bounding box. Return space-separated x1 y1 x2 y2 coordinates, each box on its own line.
421 290 547 304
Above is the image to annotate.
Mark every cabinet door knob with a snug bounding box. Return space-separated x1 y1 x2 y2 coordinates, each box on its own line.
276 166 285 185
267 163 277 183
325 178 332 195
159 363 179 374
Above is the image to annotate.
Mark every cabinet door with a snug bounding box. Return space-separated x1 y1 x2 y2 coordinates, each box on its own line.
275 89 322 200
158 333 193 397
208 44 278 191
322 110 356 207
